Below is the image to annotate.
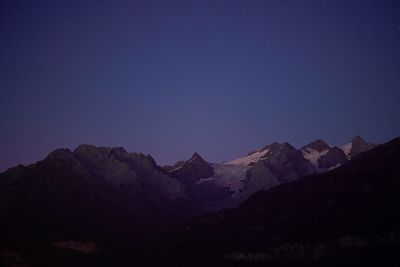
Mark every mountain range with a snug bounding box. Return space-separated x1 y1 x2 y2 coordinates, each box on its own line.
164 135 376 210
1 135 397 267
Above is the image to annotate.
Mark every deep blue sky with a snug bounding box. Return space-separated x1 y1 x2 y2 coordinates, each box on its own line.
1 0 400 171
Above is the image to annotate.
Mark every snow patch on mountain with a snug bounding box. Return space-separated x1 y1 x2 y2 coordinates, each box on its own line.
169 165 183 172
326 163 341 171
210 163 250 194
195 176 214 185
342 142 353 159
224 149 271 166
301 148 329 169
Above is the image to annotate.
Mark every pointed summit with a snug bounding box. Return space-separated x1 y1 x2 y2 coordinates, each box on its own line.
351 135 366 144
190 152 203 161
169 152 214 185
350 136 375 158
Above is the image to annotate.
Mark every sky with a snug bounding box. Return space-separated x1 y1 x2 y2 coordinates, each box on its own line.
1 0 400 171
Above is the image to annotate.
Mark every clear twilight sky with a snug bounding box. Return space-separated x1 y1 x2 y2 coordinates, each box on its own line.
1 0 400 171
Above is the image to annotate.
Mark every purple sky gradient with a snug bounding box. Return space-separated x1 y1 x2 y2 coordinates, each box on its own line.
1 0 400 171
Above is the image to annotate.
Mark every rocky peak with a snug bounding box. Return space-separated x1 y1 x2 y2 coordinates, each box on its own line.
109 147 129 159
265 142 301 158
350 136 375 158
74 145 130 160
43 148 87 173
241 141 316 198
187 152 206 164
351 135 366 144
262 142 296 153
72 144 138 186
169 152 214 185
74 144 98 154
302 139 330 152
46 148 74 160
190 152 201 159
